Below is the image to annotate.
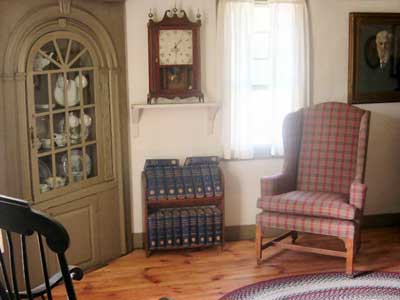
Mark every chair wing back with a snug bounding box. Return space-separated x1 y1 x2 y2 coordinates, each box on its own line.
295 102 370 194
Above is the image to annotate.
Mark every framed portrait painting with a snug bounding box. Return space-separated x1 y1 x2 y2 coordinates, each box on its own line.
348 13 400 104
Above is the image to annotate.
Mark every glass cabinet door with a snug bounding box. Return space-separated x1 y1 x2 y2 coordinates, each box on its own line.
28 36 100 200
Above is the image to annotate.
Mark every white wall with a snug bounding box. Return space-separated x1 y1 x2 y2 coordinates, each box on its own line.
309 0 400 215
126 0 400 234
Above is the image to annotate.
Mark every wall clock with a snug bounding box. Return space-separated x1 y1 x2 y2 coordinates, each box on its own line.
147 8 204 104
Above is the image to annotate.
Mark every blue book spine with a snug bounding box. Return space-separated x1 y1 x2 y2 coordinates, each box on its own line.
164 166 177 200
201 165 214 198
174 167 186 200
204 207 214 244
210 165 223 198
148 213 157 249
155 167 167 200
189 209 198 245
184 156 220 166
212 207 222 244
182 166 195 199
181 209 190 247
156 211 166 248
172 209 182 246
164 210 174 247
145 168 157 201
144 159 179 169
191 165 205 198
197 208 206 245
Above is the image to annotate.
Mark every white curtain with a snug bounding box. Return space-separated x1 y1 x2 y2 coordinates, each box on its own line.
218 0 310 160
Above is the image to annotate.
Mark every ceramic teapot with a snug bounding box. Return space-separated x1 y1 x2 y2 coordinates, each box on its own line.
33 52 54 71
54 75 88 107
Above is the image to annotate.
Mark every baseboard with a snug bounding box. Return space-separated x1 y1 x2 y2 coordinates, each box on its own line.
363 213 400 228
132 213 400 249
133 232 144 249
224 225 283 241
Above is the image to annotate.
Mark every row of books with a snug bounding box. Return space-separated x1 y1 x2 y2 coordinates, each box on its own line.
144 156 220 169
145 164 223 200
148 206 223 250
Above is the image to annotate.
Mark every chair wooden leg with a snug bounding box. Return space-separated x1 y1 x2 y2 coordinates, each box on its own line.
290 231 298 244
345 238 355 277
255 224 263 265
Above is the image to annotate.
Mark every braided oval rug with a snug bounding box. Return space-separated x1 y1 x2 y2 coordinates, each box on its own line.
219 273 400 300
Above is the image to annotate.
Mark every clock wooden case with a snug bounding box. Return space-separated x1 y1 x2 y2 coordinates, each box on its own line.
147 9 204 104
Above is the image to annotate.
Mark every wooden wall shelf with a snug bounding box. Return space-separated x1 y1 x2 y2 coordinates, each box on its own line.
131 102 220 137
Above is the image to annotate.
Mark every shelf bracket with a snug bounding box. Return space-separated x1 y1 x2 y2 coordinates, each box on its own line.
207 105 220 135
131 106 144 137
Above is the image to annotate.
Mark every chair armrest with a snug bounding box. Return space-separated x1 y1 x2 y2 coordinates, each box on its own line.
260 173 295 197
349 182 367 210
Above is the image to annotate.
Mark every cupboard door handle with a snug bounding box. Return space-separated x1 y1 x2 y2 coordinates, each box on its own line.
29 126 35 149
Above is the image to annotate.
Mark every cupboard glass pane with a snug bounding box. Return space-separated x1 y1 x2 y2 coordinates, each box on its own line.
82 108 95 142
36 116 51 152
53 113 67 149
86 144 97 179
39 156 53 193
56 151 70 187
82 71 94 105
62 72 81 107
34 74 50 112
56 39 70 63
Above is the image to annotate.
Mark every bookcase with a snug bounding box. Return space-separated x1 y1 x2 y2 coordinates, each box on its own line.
142 158 225 256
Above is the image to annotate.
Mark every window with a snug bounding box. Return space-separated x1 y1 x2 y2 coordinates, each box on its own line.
218 0 310 160
250 4 273 149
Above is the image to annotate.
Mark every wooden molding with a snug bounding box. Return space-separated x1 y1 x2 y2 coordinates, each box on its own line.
58 0 72 16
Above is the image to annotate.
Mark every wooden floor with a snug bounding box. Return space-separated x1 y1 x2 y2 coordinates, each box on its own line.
55 227 400 300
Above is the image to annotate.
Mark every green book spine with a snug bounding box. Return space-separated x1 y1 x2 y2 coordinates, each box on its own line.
156 211 166 248
174 167 186 200
191 165 205 198
164 210 174 247
155 167 167 200
164 166 177 200
148 213 157 250
189 208 198 245
172 209 182 246
201 164 214 198
204 207 214 244
197 208 206 245
181 209 190 247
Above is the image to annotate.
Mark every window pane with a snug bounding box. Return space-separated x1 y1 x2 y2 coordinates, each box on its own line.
252 33 270 59
251 59 270 86
254 5 271 32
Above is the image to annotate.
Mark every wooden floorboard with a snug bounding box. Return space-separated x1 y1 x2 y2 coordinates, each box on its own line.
54 227 400 300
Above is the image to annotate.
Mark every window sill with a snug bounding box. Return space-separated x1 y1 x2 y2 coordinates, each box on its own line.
221 155 284 162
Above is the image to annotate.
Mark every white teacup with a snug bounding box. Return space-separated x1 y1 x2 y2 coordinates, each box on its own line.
41 138 52 149
46 176 66 189
54 133 67 147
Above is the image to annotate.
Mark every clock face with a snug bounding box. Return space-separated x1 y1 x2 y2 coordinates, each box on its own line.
159 30 193 65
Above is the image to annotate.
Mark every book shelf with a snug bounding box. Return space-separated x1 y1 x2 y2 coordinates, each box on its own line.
142 169 225 257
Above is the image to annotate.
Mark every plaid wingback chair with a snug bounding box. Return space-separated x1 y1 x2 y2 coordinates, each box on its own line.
255 102 370 276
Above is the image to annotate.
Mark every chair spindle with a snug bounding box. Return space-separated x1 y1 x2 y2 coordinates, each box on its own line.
0 250 12 297
21 235 33 300
6 231 20 300
38 234 52 300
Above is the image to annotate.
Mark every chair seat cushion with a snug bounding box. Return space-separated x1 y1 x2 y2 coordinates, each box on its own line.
256 211 356 239
257 191 357 220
